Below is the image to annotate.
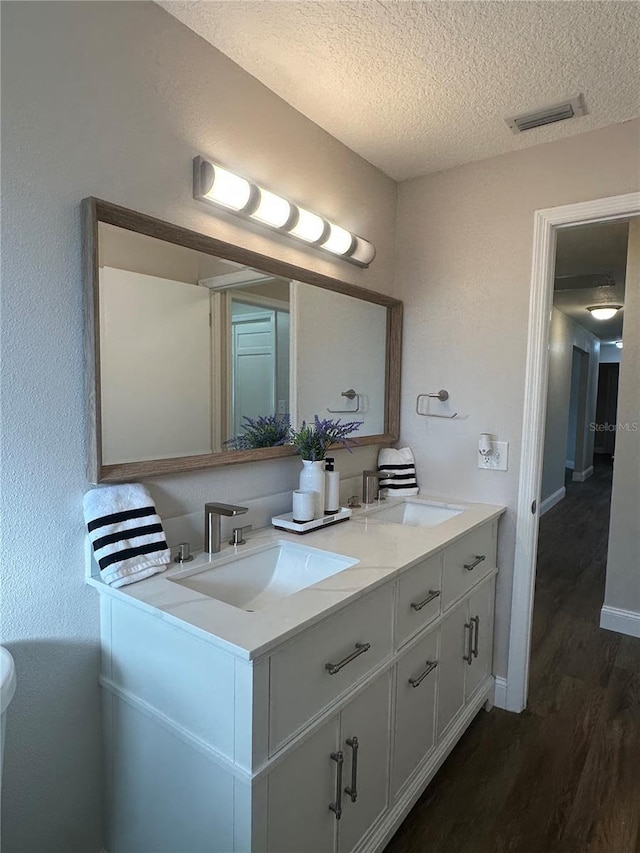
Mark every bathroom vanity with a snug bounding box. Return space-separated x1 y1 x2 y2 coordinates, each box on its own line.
90 497 504 853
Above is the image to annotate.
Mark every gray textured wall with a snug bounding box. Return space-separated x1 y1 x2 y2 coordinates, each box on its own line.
0 3 396 850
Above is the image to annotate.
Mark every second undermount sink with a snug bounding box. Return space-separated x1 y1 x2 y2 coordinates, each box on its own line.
363 499 464 527
169 542 358 612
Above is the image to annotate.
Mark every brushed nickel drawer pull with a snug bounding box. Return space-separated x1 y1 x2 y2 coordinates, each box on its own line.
463 622 473 665
464 555 486 571
410 589 441 612
329 751 344 820
471 615 480 658
344 736 359 803
325 642 371 675
408 659 438 688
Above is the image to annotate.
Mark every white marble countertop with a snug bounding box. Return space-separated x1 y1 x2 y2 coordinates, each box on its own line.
88 495 505 661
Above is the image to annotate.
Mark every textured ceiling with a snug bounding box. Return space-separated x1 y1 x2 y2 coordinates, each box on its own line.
554 222 629 340
158 0 640 180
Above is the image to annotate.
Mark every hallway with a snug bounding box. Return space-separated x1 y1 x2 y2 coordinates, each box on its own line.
385 463 640 853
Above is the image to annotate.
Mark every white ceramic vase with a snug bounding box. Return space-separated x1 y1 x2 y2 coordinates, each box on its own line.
299 460 326 520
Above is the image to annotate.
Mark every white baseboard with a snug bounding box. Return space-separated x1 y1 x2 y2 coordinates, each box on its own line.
540 487 565 516
493 676 508 710
572 465 594 482
600 605 640 638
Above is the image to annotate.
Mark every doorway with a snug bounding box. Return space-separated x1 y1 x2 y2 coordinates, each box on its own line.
594 362 620 460
506 192 640 713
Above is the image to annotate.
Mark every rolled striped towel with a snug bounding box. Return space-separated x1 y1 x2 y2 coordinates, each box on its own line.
83 484 170 588
378 447 419 496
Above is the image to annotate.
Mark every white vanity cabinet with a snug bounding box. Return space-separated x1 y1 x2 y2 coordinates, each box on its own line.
437 575 495 739
267 673 392 853
391 625 439 798
98 514 502 853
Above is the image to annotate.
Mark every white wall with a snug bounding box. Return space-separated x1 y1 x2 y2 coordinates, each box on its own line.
604 220 640 619
395 118 640 679
0 4 396 851
599 343 622 364
541 309 599 500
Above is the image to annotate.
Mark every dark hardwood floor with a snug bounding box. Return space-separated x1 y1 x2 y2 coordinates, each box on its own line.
384 461 640 853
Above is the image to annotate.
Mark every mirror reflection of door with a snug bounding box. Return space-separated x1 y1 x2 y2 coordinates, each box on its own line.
231 305 277 433
230 296 290 437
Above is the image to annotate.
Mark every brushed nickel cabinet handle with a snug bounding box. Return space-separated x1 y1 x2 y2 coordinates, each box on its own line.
408 659 438 688
463 622 473 665
329 751 344 820
325 642 371 675
344 736 359 803
410 589 441 612
464 555 486 571
471 615 480 658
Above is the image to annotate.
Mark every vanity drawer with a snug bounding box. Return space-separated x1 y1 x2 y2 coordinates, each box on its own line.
441 521 497 609
269 584 394 754
396 553 443 648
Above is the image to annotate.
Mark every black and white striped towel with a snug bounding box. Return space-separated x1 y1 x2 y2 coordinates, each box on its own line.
83 484 170 588
377 447 419 496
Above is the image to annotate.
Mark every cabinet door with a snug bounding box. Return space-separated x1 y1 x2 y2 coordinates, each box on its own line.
391 627 439 798
464 578 495 700
436 600 468 739
267 716 338 853
338 674 392 853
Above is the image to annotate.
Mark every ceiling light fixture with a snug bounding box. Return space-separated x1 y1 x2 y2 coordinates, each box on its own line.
193 156 375 267
615 340 624 349
587 305 622 321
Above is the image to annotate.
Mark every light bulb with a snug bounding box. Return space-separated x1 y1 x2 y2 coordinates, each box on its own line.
203 164 252 212
587 305 622 321
615 340 624 349
288 207 326 243
321 223 354 256
250 188 292 228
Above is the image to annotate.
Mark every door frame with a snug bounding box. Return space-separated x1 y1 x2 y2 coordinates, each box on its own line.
505 191 640 713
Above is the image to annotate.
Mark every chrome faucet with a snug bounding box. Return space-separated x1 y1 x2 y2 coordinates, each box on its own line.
362 470 385 505
204 503 249 554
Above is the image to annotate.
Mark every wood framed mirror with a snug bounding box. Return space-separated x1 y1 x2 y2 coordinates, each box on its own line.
83 198 402 483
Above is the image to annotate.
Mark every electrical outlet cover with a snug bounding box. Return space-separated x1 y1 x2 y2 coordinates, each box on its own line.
478 440 508 471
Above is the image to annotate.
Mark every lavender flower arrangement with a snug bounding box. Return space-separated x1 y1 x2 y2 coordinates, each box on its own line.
290 416 363 461
225 414 291 451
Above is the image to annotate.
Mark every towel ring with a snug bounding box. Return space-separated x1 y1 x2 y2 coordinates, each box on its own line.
328 389 363 414
416 390 459 419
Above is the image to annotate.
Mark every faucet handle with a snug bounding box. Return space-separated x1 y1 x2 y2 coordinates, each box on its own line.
229 524 252 546
174 542 194 563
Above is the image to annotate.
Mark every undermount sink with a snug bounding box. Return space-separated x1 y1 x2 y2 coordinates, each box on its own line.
363 499 464 527
169 542 358 612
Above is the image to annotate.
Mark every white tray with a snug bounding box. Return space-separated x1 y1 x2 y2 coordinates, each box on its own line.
271 507 352 534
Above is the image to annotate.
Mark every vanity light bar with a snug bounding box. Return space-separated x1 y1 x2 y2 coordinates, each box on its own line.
193 156 376 268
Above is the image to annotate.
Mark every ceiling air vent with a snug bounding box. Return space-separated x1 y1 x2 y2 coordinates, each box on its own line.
506 94 587 134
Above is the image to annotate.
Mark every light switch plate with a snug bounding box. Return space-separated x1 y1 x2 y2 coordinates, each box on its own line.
478 440 508 471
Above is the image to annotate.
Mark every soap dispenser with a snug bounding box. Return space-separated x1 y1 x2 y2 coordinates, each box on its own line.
324 457 340 514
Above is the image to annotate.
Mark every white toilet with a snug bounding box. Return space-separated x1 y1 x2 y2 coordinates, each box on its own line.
0 647 16 793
